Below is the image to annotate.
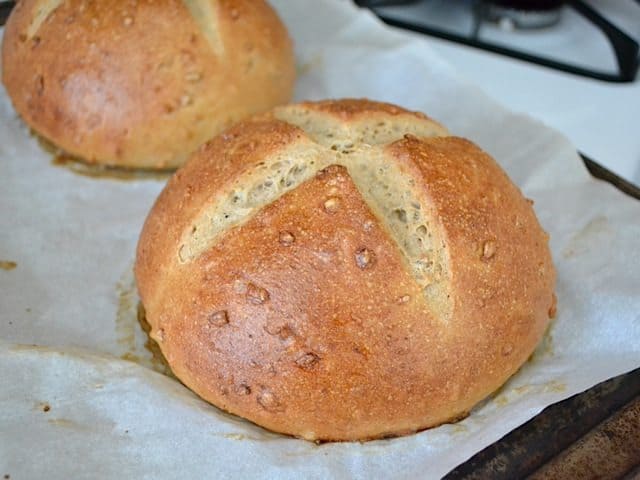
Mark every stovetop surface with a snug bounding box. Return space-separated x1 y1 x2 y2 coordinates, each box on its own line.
374 0 640 73
364 0 640 185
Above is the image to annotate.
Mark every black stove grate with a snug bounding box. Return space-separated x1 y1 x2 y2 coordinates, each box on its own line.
356 0 640 82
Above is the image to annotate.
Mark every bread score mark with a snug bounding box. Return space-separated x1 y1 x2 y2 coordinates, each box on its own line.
181 0 225 56
25 0 65 40
24 0 225 56
178 107 452 318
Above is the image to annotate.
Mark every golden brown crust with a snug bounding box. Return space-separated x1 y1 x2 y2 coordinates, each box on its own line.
135 99 556 441
2 0 295 168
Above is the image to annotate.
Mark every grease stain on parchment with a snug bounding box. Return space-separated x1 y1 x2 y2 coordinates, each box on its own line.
47 418 86 430
296 54 324 76
115 266 174 378
214 432 283 443
492 379 566 409
529 325 555 363
562 215 613 258
51 155 173 182
36 131 173 181
449 423 468 435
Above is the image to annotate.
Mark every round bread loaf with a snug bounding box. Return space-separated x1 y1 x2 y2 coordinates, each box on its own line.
135 99 556 441
2 0 295 169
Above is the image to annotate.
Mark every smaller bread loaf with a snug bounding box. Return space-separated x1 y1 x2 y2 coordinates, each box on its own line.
135 98 556 441
2 0 295 169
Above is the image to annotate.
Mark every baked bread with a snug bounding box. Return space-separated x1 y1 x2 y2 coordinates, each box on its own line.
135 98 556 441
2 0 295 169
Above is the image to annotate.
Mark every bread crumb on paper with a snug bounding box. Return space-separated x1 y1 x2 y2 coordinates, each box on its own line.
0 260 17 271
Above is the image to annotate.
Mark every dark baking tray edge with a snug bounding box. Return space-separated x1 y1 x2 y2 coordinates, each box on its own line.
581 153 640 201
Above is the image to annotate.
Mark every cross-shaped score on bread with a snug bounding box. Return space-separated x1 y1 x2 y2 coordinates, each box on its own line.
181 0 224 55
22 0 224 53
135 99 556 442
22 0 64 40
177 100 453 320
2 0 295 169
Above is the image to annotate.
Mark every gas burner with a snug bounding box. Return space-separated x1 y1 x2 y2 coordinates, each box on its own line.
356 0 639 82
484 0 564 29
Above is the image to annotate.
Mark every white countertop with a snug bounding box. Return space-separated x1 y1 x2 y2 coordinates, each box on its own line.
422 36 640 186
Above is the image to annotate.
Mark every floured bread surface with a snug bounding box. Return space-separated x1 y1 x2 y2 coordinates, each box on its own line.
135 99 556 441
2 0 295 168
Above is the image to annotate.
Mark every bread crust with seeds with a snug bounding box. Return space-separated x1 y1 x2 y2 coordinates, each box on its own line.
2 0 295 168
135 99 556 441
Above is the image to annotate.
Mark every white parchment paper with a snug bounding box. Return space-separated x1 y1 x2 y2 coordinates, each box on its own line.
1 1 639 478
